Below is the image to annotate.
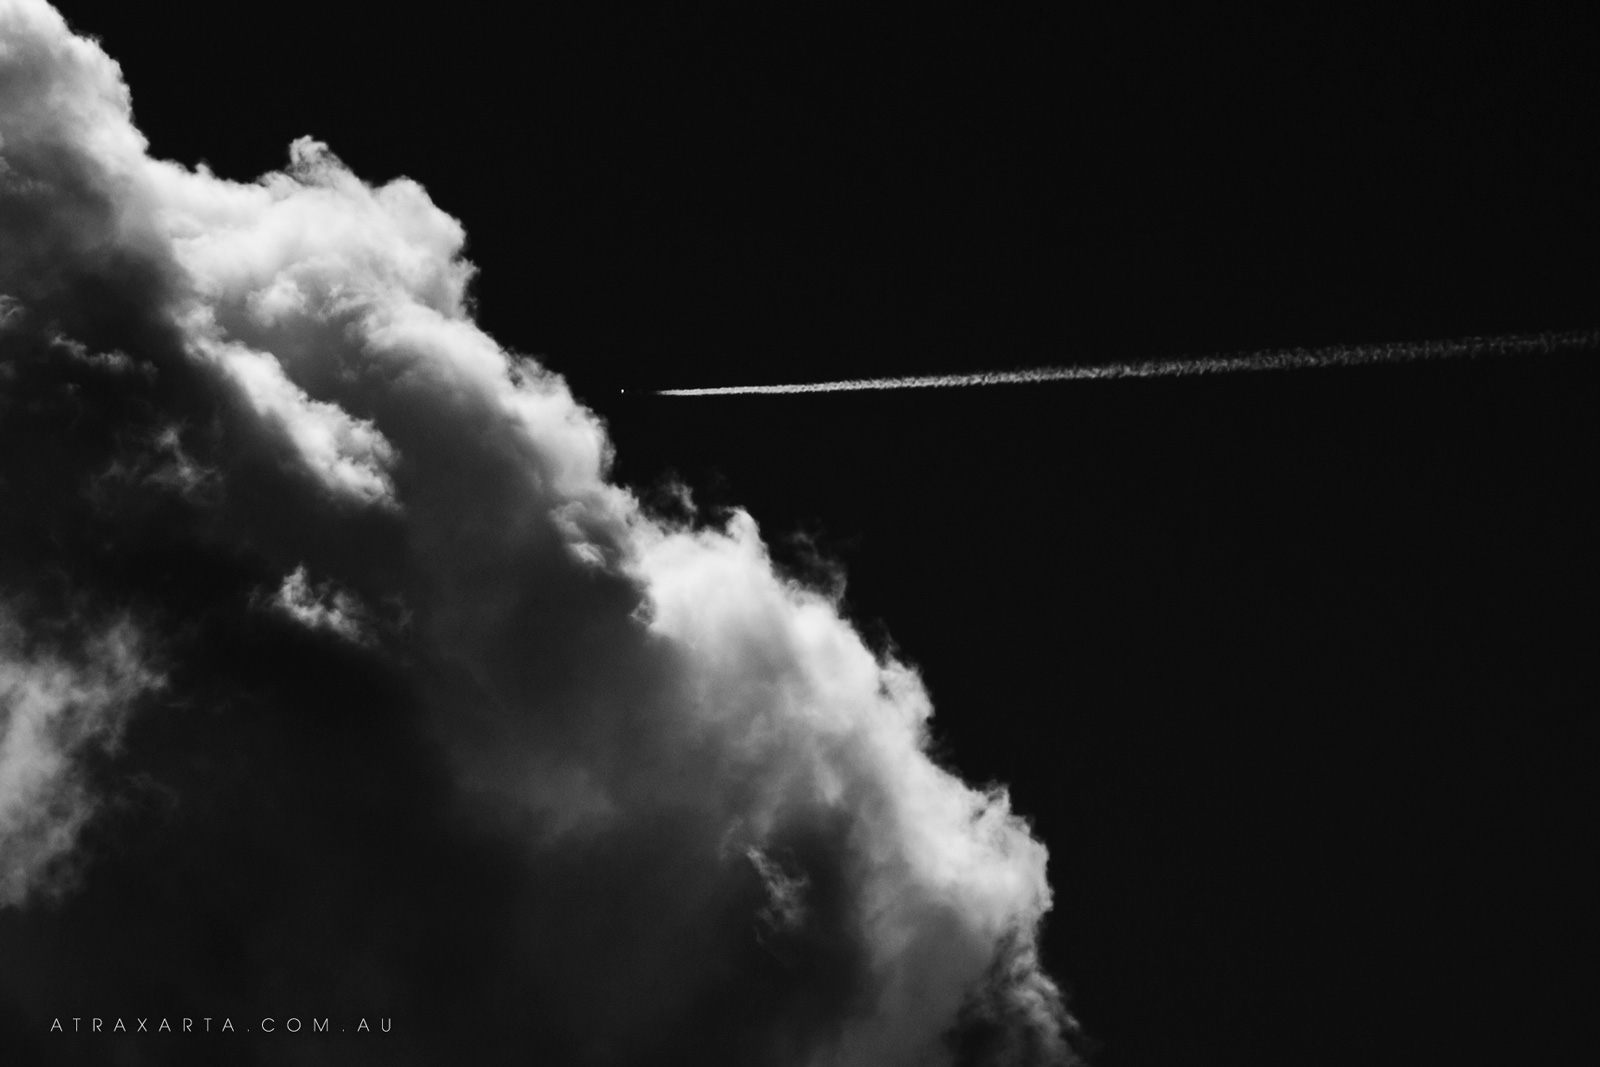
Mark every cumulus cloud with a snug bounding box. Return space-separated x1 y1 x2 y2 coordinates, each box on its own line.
0 2 1081 1062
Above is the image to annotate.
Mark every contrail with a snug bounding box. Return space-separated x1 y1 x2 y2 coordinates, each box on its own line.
645 329 1599 396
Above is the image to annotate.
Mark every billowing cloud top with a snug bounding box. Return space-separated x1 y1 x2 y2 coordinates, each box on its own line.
0 2 1079 1063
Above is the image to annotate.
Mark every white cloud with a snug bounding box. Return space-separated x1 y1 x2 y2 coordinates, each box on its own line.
183 314 399 507
0 2 1080 1059
49 330 142 374
749 845 810 932
267 566 370 644
0 610 160 908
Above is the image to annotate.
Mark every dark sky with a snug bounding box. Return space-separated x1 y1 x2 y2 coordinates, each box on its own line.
22 3 1600 1064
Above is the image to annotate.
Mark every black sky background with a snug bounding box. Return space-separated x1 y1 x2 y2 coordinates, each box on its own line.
37 3 1600 1064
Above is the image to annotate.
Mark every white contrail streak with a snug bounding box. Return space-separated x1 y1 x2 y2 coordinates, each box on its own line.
648 329 1599 396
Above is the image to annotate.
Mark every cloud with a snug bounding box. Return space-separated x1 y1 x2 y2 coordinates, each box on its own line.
0 609 160 907
0 2 1082 1062
749 845 811 933
47 329 143 374
265 565 370 644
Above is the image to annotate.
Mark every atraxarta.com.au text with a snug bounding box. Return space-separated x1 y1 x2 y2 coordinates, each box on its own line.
49 1017 391 1034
